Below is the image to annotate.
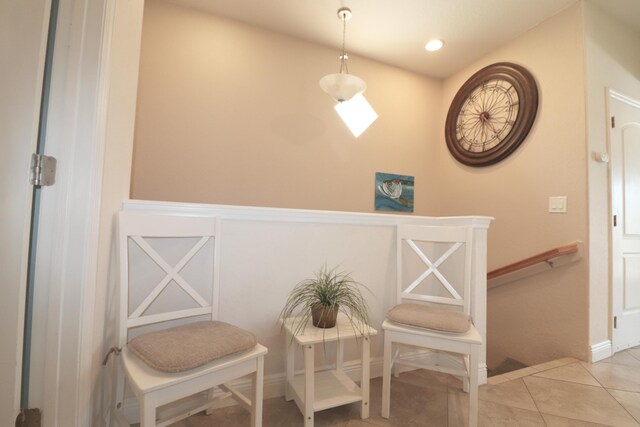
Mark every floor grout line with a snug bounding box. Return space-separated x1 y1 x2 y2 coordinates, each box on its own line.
170 347 640 426
518 374 547 426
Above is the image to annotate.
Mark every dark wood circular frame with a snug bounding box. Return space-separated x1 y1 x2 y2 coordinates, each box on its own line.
445 62 538 167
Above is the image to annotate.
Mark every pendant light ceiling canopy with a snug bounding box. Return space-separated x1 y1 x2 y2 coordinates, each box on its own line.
319 7 366 102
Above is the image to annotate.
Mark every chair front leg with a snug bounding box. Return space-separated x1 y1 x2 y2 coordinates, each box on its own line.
468 348 479 427
381 334 392 419
139 395 156 427
251 356 265 427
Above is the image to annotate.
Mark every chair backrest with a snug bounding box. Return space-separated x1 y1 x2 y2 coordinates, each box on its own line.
396 224 474 315
118 212 220 347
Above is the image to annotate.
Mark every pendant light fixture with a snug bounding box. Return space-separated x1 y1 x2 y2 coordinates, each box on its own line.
320 7 377 137
319 7 366 102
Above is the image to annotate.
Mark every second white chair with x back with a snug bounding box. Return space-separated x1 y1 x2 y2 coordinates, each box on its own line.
382 224 482 427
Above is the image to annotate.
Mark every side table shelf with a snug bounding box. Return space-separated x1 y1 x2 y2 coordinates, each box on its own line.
290 370 362 412
281 315 377 427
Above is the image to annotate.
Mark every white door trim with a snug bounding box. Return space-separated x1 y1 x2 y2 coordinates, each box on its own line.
610 90 640 109
33 0 114 424
608 88 640 353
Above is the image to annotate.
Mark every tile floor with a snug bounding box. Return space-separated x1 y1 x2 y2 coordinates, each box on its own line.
171 347 640 426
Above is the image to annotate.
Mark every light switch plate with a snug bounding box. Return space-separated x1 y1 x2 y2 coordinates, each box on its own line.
549 196 567 213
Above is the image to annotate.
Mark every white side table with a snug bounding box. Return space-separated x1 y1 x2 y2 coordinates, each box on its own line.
281 314 377 427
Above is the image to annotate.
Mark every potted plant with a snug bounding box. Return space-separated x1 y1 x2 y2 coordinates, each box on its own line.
280 265 371 336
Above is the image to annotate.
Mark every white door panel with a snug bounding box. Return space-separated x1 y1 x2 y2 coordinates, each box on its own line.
0 0 51 421
611 93 640 352
624 131 640 235
624 256 640 311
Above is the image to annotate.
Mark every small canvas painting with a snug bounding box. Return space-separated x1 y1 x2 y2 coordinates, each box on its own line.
375 172 414 212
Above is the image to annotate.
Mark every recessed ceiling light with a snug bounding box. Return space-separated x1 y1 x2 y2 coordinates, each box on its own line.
425 39 444 52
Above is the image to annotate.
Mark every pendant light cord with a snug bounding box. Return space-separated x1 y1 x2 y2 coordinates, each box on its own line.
339 13 349 74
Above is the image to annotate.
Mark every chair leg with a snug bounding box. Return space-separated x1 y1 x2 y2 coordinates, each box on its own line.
468 349 479 427
461 354 470 392
114 359 127 422
139 396 156 427
392 347 401 378
381 335 392 419
206 388 215 415
251 355 265 427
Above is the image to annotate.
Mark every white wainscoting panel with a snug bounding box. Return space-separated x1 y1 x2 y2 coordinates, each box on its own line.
120 200 491 419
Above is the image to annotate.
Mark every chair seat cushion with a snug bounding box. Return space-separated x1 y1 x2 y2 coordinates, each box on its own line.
128 320 257 373
387 303 471 333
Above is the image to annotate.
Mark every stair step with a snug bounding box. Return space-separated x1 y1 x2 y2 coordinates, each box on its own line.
488 357 528 377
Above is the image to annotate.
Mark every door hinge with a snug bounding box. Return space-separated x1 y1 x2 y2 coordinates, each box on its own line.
614 316 617 329
614 215 617 227
29 153 57 186
611 116 615 128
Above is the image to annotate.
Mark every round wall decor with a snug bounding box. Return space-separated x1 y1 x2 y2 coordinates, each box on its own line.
445 62 539 167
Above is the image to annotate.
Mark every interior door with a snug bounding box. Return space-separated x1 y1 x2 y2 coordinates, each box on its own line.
611 92 640 352
0 0 51 421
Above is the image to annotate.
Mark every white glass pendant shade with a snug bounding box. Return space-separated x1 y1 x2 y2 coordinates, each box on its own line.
334 93 378 137
319 72 367 102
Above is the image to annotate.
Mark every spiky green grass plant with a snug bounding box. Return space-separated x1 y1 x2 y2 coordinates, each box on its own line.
280 265 371 338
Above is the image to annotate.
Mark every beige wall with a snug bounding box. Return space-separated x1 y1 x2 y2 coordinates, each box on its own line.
132 1 604 369
584 1 640 352
439 3 589 368
131 0 442 215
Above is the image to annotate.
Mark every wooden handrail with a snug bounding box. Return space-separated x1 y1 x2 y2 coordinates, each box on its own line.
488 242 580 280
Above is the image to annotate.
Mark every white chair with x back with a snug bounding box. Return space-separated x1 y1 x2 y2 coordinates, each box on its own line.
381 224 482 427
114 212 267 427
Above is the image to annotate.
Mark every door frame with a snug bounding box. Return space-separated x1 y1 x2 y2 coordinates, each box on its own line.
26 0 123 424
608 89 640 353
34 0 112 422
26 0 143 423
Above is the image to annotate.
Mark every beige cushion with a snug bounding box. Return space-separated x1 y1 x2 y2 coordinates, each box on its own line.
387 303 471 333
128 320 257 373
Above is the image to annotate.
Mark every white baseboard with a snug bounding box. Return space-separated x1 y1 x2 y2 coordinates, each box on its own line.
591 340 612 363
120 351 486 423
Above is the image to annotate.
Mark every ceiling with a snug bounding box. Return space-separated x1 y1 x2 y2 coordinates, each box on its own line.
169 0 640 79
